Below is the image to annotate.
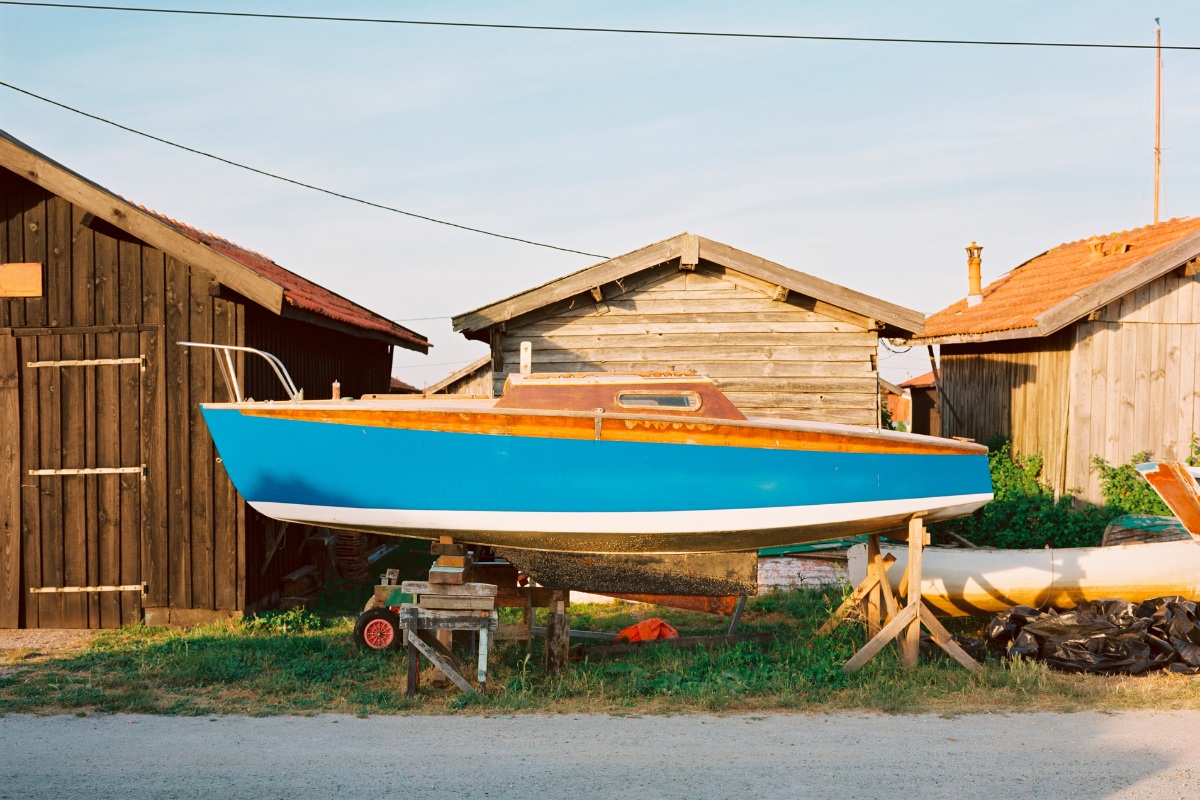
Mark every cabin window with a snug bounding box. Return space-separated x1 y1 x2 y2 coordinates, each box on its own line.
616 391 702 411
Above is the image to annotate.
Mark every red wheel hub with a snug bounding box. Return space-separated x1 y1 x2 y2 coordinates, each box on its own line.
362 618 395 649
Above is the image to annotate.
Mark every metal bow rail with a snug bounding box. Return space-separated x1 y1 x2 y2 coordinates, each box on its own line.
176 342 302 403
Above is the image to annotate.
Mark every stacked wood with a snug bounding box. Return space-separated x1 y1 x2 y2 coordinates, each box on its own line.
278 564 324 610
428 542 473 585
401 581 497 611
335 531 371 579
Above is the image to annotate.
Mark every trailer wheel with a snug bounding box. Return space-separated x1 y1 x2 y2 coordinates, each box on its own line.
354 608 402 652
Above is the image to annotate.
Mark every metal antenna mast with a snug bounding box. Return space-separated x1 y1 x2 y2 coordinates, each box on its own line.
1155 20 1162 224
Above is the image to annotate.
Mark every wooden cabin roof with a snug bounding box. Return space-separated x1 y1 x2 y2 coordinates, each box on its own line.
917 217 1200 344
453 233 924 337
0 128 428 352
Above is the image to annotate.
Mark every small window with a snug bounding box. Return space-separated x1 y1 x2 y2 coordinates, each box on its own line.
616 391 702 411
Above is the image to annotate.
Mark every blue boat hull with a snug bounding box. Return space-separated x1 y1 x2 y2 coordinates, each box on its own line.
201 406 992 553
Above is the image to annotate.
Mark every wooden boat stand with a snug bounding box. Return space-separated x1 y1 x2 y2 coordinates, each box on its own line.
818 516 981 674
401 605 499 697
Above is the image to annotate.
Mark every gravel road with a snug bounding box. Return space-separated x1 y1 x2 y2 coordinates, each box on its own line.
2 710 1198 799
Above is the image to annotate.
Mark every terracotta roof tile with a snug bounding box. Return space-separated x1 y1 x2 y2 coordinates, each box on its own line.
139 206 427 350
899 370 936 389
921 217 1200 339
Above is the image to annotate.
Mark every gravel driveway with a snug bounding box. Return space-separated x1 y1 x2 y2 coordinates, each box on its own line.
2 710 1198 799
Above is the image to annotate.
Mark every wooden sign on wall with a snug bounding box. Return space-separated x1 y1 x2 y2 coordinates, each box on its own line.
0 263 42 297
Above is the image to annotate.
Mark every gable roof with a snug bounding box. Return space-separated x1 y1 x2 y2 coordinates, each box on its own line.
899 371 936 389
917 217 1200 345
452 233 924 336
427 354 492 394
0 128 428 352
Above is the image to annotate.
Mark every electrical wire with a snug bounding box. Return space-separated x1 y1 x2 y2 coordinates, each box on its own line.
0 2 1195 50
0 80 609 259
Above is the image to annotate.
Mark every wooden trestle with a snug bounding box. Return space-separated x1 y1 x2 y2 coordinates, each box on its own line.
818 516 981 674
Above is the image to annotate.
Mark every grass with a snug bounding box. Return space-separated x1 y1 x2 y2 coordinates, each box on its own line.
3 543 1200 717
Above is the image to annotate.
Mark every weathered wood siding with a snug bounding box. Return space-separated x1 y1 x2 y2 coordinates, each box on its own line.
1063 269 1200 504
438 366 494 397
0 166 393 626
940 331 1073 493
493 262 880 425
941 269 1200 505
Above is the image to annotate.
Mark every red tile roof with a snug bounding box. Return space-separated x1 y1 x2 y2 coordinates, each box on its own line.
922 217 1200 339
140 207 428 351
390 376 420 394
899 370 936 389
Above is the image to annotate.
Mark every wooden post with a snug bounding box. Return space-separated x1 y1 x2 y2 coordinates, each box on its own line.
902 516 925 669
544 589 570 673
836 515 981 675
405 613 420 697
865 535 882 637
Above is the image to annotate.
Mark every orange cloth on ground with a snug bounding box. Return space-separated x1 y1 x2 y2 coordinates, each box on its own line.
615 618 680 642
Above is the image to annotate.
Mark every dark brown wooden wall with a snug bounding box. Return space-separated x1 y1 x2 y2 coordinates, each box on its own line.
1 166 393 627
244 305 391 401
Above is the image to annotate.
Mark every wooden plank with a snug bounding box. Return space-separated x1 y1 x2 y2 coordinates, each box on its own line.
1150 323 1167 457
722 392 877 409
902 516 924 668
119 332 142 624
1178 273 1196 324
0 263 42 298
83 334 99 627
0 171 11 325
516 345 877 364
70 205 94 327
23 187 47 328
1179 324 1197 468
234 303 245 611
515 320 857 336
503 332 878 351
552 297 841 318
1088 323 1110 503
165 258 190 610
1119 322 1137 464
501 360 872 378
841 603 919 674
1162 324 1181 459
0 333 19 627
58 334 88 628
93 224 119 329
517 311 859 328
139 328 167 613
918 605 982 673
36 335 62 627
95 331 121 628
118 240 142 326
18 337 39 627
401 581 498 596
1105 322 1123 470
1134 321 1152 456
418 596 496 611
702 377 879 393
0 136 285 313
189 273 214 611
212 297 238 610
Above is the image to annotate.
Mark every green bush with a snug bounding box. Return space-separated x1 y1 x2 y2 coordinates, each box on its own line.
1090 434 1200 515
933 436 1119 549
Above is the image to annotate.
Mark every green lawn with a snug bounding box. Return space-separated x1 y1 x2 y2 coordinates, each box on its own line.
3 541 1200 716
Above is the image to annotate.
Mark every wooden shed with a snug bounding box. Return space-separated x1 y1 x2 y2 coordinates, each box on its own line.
426 354 493 397
913 218 1200 504
0 130 429 629
452 233 923 424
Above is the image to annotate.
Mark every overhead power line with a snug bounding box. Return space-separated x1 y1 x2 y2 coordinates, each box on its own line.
0 80 608 259
0 2 1196 50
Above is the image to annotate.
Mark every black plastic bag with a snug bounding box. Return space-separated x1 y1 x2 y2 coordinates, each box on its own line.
986 595 1200 675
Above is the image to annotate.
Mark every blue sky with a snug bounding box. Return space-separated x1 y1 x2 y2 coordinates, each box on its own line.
2 1 1196 385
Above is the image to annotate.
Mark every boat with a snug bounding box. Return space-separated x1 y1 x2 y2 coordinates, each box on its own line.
847 459 1200 615
190 343 994 555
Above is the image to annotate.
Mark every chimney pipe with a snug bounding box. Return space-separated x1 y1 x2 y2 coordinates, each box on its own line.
966 242 983 307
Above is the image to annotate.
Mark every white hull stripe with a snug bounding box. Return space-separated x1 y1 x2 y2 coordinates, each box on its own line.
252 494 993 535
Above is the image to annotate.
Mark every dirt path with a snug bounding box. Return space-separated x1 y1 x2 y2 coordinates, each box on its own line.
2 710 1197 799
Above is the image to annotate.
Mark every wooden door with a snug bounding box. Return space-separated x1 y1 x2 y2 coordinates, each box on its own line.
16 330 157 628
